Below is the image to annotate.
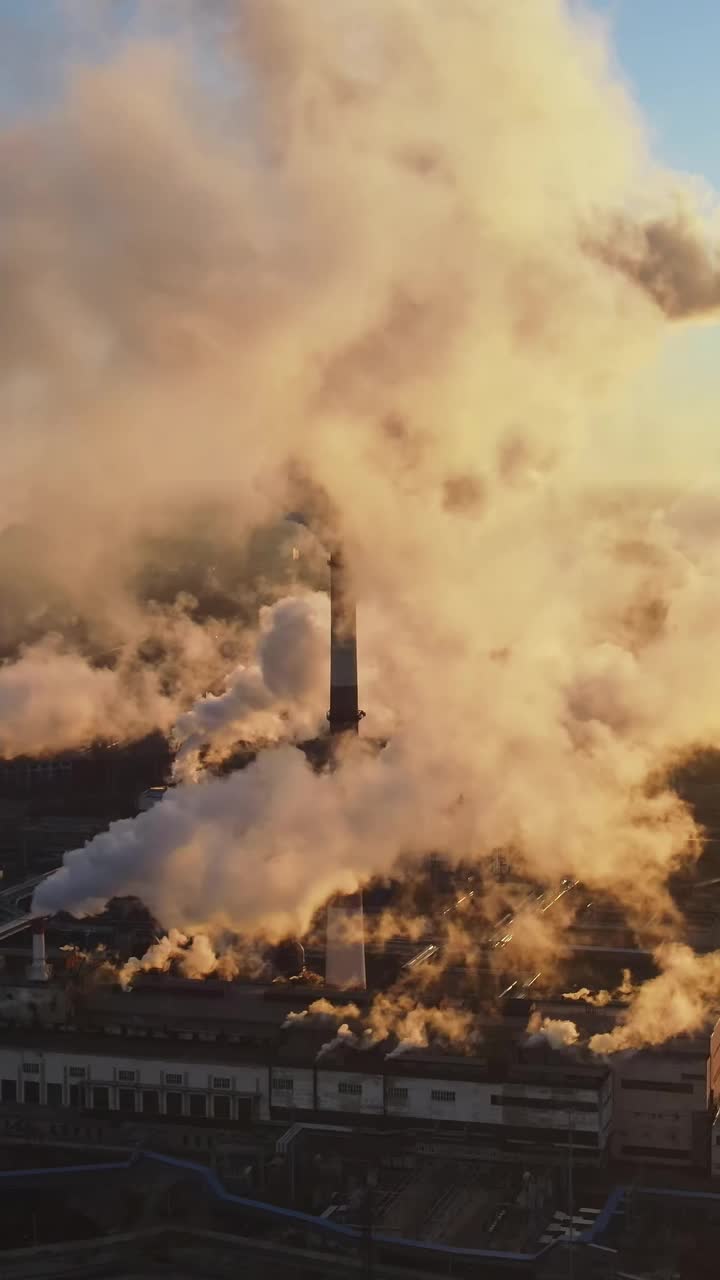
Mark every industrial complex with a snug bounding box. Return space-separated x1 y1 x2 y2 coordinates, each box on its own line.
0 540 719 1279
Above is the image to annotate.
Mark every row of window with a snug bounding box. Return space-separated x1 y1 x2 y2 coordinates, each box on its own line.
621 1144 690 1160
20 1064 230 1090
620 1079 694 1095
2 1078 241 1120
275 1081 600 1109
336 1083 455 1103
272 1075 604 1112
491 1095 599 1114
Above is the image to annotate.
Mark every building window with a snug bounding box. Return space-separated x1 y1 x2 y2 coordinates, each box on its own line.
118 1070 136 1082
166 1092 183 1117
165 1073 183 1085
273 1078 294 1091
46 1083 62 1107
491 1094 598 1114
93 1087 109 1110
69 1084 83 1108
212 1077 231 1089
621 1144 690 1159
214 1095 231 1120
680 1073 705 1082
118 1089 136 1113
338 1081 362 1096
69 1067 86 1079
22 1063 40 1074
142 1091 159 1115
431 1090 456 1103
387 1087 408 1101
189 1094 207 1118
1 1079 17 1103
24 1081 40 1104
620 1080 692 1094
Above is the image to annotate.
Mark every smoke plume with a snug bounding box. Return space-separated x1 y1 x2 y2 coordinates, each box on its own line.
588 944 720 1054
563 968 635 1007
118 928 236 989
527 1013 580 1050
283 997 361 1028
14 0 720 978
0 605 244 759
172 592 328 778
283 990 474 1058
317 1024 358 1060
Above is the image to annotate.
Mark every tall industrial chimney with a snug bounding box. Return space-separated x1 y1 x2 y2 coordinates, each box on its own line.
325 545 367 989
28 918 49 983
327 547 364 737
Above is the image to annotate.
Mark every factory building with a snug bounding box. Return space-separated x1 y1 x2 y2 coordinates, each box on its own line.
611 1036 711 1167
0 1035 612 1167
0 971 716 1173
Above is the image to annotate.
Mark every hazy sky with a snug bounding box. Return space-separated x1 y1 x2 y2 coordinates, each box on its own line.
0 2 717 187
0 0 716 482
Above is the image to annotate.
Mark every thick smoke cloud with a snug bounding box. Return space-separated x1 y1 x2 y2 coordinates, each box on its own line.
588 944 720 1054
0 603 242 757
172 592 328 778
284 993 474 1060
589 206 720 321
116 928 251 988
15 0 720 996
527 1013 580 1051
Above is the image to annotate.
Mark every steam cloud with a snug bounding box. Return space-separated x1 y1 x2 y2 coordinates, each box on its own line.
12 0 720 1027
563 969 635 1007
588 944 720 1054
284 992 474 1060
527 1013 580 1051
0 606 244 758
116 928 245 989
172 592 329 778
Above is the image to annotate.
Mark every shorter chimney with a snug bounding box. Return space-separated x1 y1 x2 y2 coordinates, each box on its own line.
325 892 367 990
28 918 49 982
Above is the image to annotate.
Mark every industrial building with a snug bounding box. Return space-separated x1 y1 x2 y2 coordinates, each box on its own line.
0 963 716 1177
2 528 720 1279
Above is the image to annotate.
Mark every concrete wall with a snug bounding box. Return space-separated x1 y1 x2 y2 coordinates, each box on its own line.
0 1046 269 1121
0 1044 609 1151
612 1043 709 1167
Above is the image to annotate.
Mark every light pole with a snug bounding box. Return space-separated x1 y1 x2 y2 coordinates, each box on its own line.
566 1096 575 1280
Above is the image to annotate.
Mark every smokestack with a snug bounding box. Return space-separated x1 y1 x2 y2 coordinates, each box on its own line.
28 918 49 982
325 545 366 988
325 891 367 989
327 547 364 737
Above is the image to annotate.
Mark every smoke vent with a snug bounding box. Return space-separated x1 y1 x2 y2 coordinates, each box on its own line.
27 918 49 982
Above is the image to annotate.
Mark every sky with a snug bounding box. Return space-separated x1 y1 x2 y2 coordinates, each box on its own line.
585 0 720 480
1 1 718 183
591 0 720 188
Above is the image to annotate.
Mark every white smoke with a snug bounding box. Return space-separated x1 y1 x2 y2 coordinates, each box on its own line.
527 1013 580 1050
117 928 234 989
172 592 329 779
283 997 361 1028
563 969 635 1007
283 990 474 1059
588 943 720 1054
17 0 720 1010
317 1023 358 1060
